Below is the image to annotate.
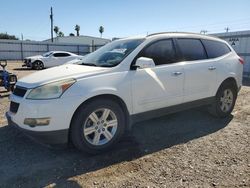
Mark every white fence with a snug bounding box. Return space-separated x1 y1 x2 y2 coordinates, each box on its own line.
0 39 103 60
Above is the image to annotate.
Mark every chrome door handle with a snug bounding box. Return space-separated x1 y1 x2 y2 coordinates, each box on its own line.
172 71 182 76
208 66 216 70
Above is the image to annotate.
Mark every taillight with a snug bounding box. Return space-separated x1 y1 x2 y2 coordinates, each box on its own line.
239 57 245 65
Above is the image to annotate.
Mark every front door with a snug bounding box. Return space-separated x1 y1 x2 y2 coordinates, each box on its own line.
131 39 184 114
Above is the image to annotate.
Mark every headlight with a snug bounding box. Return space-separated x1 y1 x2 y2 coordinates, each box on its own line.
26 79 76 100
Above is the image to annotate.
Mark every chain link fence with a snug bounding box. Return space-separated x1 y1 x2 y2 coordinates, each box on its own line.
0 39 103 60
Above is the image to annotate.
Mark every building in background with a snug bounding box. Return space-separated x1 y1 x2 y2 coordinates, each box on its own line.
44 35 111 52
214 30 250 77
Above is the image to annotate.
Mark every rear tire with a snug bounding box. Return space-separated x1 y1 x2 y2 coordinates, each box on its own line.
70 98 126 154
32 61 44 70
208 82 237 118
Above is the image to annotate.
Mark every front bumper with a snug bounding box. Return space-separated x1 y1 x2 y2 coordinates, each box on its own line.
22 59 32 68
6 112 69 145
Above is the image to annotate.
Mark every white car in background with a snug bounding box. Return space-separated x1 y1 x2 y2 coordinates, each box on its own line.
23 51 83 70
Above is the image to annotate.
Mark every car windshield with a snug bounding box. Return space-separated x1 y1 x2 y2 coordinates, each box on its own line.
80 38 145 67
43 52 53 57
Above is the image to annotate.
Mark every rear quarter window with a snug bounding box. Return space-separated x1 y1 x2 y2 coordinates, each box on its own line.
202 39 231 58
53 53 71 57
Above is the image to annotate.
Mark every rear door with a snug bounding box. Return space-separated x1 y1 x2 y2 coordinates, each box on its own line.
131 39 184 114
176 38 217 102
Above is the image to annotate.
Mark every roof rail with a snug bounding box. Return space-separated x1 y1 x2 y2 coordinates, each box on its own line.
147 31 206 37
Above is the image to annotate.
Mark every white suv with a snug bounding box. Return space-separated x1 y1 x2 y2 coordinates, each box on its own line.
6 32 244 153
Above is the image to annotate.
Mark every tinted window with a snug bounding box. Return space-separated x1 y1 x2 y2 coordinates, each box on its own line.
178 39 207 61
53 53 71 57
140 39 177 65
202 40 231 58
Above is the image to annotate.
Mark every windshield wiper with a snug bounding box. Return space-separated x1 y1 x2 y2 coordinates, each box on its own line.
81 62 97 66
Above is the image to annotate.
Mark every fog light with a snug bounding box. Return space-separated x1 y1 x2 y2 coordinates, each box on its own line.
24 118 50 127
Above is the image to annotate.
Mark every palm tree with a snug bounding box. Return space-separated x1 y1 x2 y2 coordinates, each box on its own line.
58 31 64 37
54 26 59 36
99 26 104 38
75 24 80 36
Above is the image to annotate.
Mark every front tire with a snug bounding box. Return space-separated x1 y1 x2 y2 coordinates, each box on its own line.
70 98 126 154
32 61 44 70
208 82 237 118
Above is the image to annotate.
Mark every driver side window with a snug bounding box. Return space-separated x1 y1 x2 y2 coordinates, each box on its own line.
140 39 178 66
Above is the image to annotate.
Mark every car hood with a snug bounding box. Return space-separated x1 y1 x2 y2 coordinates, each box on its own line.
25 55 43 59
17 64 109 88
65 58 83 65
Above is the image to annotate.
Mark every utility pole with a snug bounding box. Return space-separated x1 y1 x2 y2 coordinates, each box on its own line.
225 27 230 33
21 33 23 41
50 7 54 42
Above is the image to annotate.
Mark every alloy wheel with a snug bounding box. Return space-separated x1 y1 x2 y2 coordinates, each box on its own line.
83 108 118 146
220 89 234 112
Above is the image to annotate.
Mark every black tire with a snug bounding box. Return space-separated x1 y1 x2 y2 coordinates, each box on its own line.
70 98 126 154
7 85 15 92
208 82 237 118
32 61 44 70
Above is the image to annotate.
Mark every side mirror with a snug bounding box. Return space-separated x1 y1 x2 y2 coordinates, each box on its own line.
134 57 155 69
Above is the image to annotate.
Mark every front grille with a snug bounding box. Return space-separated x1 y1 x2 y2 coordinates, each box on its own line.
10 101 19 113
13 86 27 97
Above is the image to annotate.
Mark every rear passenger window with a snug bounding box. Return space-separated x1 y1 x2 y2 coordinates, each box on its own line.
177 39 207 61
202 40 231 58
140 39 177 65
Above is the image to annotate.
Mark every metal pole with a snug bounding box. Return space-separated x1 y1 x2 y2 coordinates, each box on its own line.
50 7 54 42
77 45 80 55
92 40 94 52
20 42 24 61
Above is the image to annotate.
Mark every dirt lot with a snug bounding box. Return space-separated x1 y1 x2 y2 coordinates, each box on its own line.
0 62 249 188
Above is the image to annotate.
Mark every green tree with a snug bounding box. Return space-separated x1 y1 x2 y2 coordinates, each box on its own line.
0 33 18 40
75 24 80 36
99 26 104 38
69 33 75 36
54 26 60 36
58 31 64 37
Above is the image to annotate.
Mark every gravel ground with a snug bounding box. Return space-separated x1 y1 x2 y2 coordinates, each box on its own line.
0 62 249 188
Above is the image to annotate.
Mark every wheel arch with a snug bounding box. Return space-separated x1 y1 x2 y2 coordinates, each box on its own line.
216 77 238 96
32 59 44 64
32 59 44 68
68 94 131 141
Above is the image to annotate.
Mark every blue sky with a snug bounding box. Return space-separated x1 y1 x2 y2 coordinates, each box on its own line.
1 0 250 40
